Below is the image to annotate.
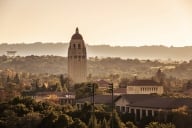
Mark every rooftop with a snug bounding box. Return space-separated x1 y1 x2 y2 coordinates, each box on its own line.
77 94 192 110
76 95 119 105
129 79 161 86
71 27 83 40
119 94 192 109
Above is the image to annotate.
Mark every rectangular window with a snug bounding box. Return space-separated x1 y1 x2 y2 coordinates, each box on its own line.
154 111 158 116
78 44 81 49
131 109 134 114
126 107 129 112
148 110 152 117
142 109 146 117
136 109 140 121
121 106 125 112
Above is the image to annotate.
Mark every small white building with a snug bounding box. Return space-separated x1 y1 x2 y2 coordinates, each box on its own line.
6 50 17 57
127 79 164 95
22 91 76 105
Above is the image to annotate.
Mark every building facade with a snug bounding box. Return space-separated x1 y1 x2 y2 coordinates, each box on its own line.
115 94 192 121
76 94 192 121
127 79 164 95
68 28 87 83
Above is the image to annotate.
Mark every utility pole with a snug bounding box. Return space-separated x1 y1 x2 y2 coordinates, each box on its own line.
109 83 114 128
88 83 95 128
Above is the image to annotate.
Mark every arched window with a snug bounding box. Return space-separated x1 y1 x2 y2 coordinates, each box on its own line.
78 44 81 49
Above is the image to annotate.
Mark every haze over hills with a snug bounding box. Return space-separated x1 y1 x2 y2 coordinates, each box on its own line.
0 42 192 60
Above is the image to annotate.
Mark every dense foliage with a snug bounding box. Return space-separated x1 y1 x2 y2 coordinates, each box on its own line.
2 97 192 128
0 97 124 128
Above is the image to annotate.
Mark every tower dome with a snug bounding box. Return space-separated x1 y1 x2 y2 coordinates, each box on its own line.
71 27 83 40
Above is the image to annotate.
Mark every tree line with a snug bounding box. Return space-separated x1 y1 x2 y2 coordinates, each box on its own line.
2 96 192 128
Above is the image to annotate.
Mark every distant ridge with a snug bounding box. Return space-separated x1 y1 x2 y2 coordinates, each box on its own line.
0 42 192 60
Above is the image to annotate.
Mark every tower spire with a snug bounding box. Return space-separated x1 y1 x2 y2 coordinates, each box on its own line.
76 27 79 34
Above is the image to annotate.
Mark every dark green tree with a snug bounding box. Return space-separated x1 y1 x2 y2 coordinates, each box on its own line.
55 114 73 128
56 83 63 92
168 112 192 128
18 112 42 128
7 75 11 83
101 118 109 128
1 110 19 128
12 103 29 117
125 121 137 128
109 111 125 128
70 118 87 128
145 122 175 128
60 75 71 91
14 73 20 84
88 115 98 128
60 74 65 87
40 112 58 128
81 102 92 113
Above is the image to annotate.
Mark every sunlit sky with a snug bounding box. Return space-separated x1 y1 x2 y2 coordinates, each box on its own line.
0 0 192 46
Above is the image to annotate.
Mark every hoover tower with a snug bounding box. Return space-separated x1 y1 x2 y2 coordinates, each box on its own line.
68 27 87 83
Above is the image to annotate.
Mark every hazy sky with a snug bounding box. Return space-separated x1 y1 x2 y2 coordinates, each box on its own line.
0 0 192 46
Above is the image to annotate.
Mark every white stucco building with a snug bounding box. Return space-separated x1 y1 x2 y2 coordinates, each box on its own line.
127 79 164 95
114 94 192 121
76 94 192 121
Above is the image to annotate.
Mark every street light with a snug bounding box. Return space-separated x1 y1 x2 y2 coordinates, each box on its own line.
108 83 114 128
88 84 95 128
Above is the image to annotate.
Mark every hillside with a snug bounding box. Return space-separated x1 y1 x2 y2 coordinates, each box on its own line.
0 43 192 60
0 55 192 79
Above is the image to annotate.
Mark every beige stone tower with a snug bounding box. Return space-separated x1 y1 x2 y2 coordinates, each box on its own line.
68 27 87 83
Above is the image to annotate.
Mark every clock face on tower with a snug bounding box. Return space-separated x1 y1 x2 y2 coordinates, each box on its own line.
68 28 87 83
